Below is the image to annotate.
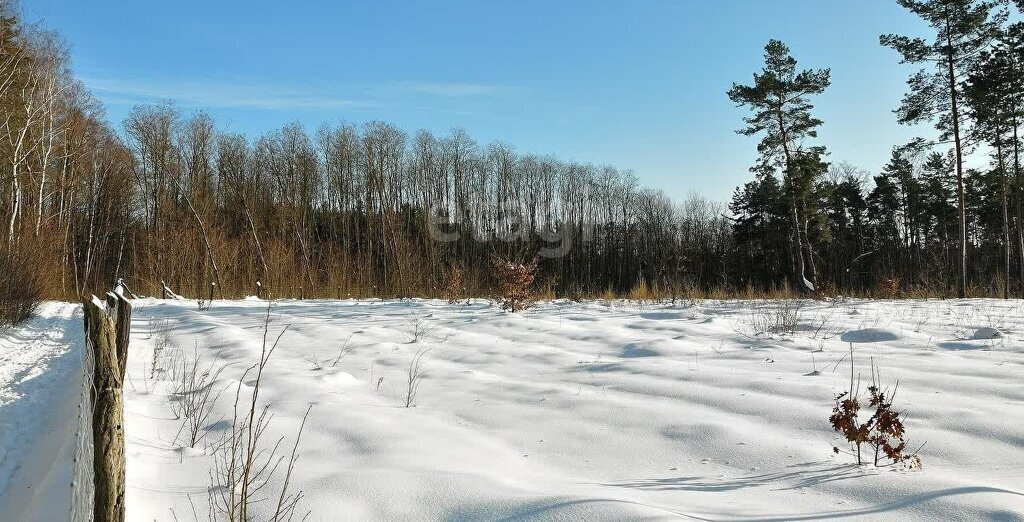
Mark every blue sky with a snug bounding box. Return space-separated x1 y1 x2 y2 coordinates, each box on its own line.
24 0 942 202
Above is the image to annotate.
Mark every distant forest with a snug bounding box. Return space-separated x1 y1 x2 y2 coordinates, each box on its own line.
3 0 1024 300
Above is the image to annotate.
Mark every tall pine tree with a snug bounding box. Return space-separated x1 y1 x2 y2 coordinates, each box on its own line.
728 40 831 293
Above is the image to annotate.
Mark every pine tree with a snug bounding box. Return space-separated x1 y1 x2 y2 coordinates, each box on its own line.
869 161 903 247
1008 22 1024 286
728 39 831 293
919 152 958 275
881 0 1009 297
820 164 869 290
966 46 1016 296
730 170 789 287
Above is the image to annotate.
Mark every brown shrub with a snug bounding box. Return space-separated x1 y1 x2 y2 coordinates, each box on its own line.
444 265 464 304
876 278 900 298
830 353 918 467
490 256 538 312
0 250 41 327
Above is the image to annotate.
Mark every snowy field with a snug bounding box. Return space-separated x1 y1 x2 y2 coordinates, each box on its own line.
2 298 1024 520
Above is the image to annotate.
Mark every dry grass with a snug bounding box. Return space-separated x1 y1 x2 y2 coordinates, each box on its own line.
170 345 227 448
209 301 312 521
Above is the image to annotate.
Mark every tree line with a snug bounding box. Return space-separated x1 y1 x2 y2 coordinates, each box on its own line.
2 0 1023 303
730 0 1024 298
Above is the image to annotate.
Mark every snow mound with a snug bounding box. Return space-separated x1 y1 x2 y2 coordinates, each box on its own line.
314 369 361 388
840 327 899 343
971 327 1003 340
639 311 684 321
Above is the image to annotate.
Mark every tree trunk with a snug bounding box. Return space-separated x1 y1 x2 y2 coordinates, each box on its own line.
946 19 968 298
177 181 224 299
243 201 269 279
998 135 1010 299
777 110 811 293
1013 120 1023 292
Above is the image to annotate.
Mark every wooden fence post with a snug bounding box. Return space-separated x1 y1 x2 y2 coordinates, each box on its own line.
82 297 127 522
114 294 132 381
103 292 133 380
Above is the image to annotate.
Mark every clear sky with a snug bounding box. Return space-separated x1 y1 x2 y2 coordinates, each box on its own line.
22 0 943 202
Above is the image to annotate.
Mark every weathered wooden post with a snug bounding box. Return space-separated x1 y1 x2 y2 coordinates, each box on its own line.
82 297 127 522
256 280 262 299
160 280 168 300
101 293 131 380
113 294 132 380
208 282 216 304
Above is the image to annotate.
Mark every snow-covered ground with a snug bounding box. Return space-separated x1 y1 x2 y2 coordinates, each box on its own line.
2 298 1023 520
0 302 84 521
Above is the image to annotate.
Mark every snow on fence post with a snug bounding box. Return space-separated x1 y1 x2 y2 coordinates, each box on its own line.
82 296 128 522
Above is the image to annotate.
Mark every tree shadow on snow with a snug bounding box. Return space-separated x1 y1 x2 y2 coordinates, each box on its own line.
604 462 1024 521
604 461 863 493
444 483 1023 521
620 343 661 358
711 486 1024 521
936 340 989 351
